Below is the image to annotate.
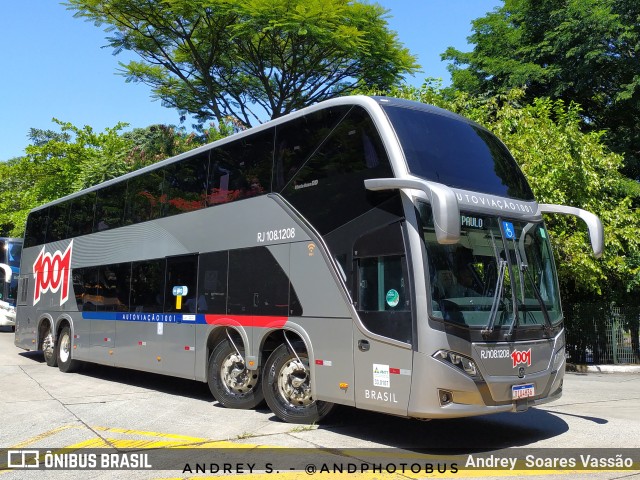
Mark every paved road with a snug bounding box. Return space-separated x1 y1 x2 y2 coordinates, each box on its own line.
0 327 638 479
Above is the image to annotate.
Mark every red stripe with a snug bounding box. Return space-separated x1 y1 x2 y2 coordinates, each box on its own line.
389 368 401 375
204 314 287 328
315 360 323 365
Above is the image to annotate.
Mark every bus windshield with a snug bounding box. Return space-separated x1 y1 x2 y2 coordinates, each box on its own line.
380 100 534 201
417 202 561 330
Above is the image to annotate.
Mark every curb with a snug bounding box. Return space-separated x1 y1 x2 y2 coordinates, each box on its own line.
567 363 640 374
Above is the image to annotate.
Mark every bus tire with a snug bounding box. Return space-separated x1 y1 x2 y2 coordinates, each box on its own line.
42 327 58 368
56 325 79 373
263 342 334 424
207 338 263 409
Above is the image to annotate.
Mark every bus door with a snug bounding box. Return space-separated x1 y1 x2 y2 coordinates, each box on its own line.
352 222 413 416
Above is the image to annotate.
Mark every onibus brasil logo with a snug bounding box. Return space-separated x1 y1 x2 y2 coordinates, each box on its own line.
33 241 73 306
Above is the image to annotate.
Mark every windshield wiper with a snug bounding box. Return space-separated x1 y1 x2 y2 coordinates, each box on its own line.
518 223 553 335
522 266 553 335
504 236 528 340
483 231 507 336
495 222 520 341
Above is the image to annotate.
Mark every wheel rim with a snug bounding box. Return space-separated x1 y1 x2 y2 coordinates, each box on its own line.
59 332 71 363
277 357 313 408
220 353 258 396
43 333 54 363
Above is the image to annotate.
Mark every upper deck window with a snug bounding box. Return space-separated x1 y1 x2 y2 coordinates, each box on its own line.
381 103 534 201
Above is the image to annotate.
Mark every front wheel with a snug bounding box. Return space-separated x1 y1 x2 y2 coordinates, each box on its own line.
207 338 263 409
263 342 334 424
56 326 79 373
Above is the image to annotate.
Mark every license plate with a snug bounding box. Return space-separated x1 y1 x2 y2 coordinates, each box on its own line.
512 383 535 399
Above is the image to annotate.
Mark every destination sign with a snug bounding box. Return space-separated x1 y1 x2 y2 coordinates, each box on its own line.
461 215 485 229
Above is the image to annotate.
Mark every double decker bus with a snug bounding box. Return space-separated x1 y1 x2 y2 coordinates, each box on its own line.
0 237 22 329
14 96 603 423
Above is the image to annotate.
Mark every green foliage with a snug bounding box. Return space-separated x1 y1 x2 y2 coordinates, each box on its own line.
123 124 201 169
442 0 640 180
65 0 419 127
0 117 236 238
364 82 640 303
0 120 133 237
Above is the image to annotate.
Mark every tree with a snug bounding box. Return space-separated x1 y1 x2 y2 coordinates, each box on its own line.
0 120 133 237
65 0 419 127
368 82 640 305
442 0 640 180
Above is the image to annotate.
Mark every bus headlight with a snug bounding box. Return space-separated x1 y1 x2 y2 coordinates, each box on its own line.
433 349 482 379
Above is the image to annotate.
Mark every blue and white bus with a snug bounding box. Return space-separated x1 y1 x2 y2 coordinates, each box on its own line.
0 237 22 329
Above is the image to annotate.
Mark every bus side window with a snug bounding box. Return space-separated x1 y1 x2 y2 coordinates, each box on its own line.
69 191 97 236
24 208 49 248
198 251 228 314
96 263 131 312
228 247 300 317
126 170 164 224
131 259 166 313
164 255 198 313
163 152 209 217
95 182 126 232
46 201 70 243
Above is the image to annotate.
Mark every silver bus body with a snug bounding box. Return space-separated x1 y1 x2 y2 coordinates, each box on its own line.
14 96 602 423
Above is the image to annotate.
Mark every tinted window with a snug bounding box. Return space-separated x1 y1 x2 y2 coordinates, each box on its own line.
273 105 351 191
163 152 209 217
96 263 130 311
198 251 228 314
228 247 295 317
73 266 99 311
24 209 48 247
46 202 70 243
95 182 127 231
382 105 534 200
74 264 130 312
130 259 165 312
126 169 164 224
207 129 274 206
164 255 198 313
67 192 96 237
281 106 393 234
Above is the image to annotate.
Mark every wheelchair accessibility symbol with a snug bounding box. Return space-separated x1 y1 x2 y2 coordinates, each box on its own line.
502 221 515 240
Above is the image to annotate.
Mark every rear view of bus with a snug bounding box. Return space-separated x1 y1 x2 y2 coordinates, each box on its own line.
0 238 21 330
14 96 602 423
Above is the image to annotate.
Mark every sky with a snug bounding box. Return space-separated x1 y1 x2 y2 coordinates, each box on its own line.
0 1 501 162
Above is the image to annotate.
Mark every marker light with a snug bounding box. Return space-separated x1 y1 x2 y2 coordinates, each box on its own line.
433 350 481 379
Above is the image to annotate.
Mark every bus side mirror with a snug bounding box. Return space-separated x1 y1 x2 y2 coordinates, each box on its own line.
538 204 604 258
364 177 461 244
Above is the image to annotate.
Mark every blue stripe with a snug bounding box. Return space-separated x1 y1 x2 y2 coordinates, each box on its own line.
81 312 204 324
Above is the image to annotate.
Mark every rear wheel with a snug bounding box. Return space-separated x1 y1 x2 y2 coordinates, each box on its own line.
263 342 334 424
207 338 263 409
42 326 57 367
56 326 79 373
